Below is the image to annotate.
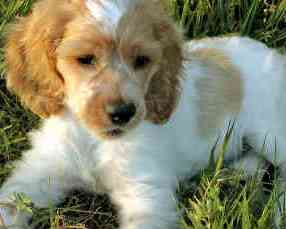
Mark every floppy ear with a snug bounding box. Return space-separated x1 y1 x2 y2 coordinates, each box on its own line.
5 0 76 118
145 2 184 124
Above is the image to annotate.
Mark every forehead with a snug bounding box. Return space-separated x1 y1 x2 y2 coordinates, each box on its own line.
62 0 158 48
85 0 131 33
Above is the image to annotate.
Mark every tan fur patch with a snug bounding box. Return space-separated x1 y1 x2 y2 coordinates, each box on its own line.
6 1 69 117
190 48 243 136
5 0 87 118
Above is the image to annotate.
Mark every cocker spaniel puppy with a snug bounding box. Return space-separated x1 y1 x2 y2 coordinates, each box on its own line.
1 0 286 228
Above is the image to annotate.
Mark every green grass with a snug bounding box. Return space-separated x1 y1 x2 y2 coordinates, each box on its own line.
0 0 286 228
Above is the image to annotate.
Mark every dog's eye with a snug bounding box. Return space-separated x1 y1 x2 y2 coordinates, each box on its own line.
134 55 151 69
77 55 97 66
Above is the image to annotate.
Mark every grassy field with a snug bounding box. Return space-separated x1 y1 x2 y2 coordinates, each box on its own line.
0 0 286 228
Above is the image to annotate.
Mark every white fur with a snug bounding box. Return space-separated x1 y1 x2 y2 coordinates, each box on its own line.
86 0 126 33
1 37 286 228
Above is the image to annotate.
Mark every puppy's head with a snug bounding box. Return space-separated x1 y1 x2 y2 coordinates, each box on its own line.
5 0 183 139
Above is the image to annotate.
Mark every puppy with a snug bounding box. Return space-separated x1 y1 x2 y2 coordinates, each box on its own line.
1 0 286 228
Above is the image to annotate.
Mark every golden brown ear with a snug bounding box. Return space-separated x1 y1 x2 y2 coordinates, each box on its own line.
5 0 76 118
145 2 184 124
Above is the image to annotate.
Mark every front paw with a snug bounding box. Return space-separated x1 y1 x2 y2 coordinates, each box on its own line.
119 220 178 229
0 207 30 229
120 225 177 229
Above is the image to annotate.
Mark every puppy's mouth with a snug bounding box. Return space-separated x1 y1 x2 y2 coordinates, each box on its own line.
106 128 124 137
104 108 145 138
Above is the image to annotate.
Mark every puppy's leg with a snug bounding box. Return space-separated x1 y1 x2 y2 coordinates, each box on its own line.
229 154 267 177
243 134 286 227
111 181 178 229
272 166 286 228
0 148 81 228
96 121 183 229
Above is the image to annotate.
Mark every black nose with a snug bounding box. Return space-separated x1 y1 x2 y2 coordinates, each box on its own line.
109 103 137 125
